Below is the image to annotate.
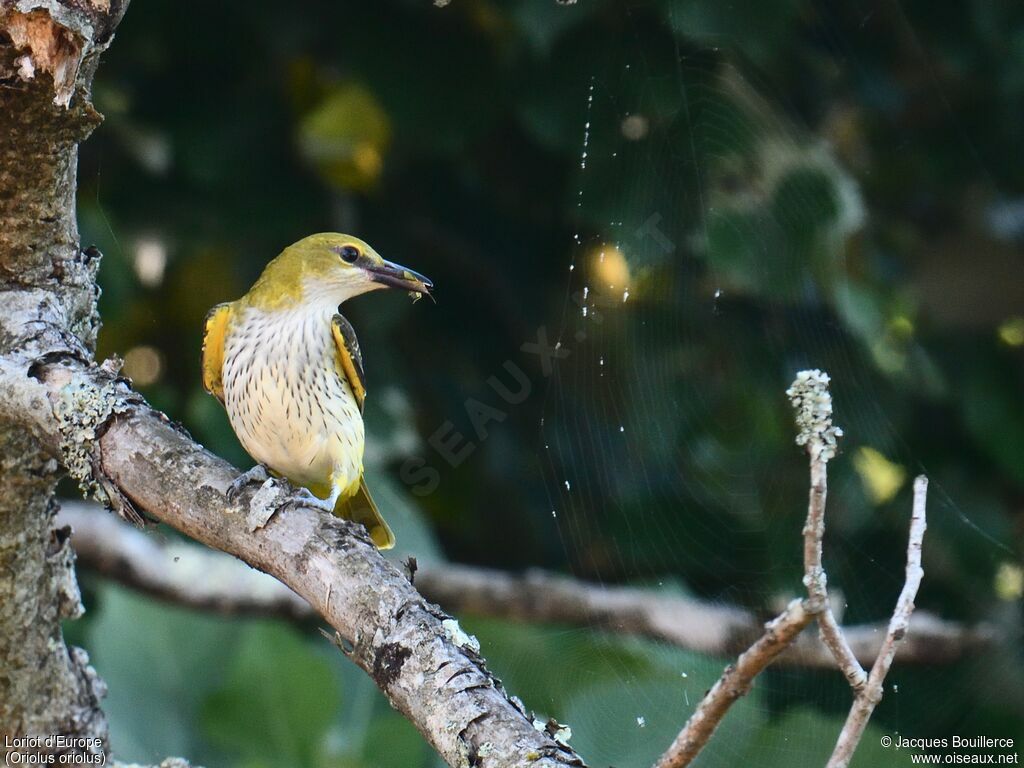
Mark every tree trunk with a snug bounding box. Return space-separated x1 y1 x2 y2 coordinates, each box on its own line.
0 1 129 756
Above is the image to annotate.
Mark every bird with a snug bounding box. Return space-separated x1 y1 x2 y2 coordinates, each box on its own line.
200 233 432 549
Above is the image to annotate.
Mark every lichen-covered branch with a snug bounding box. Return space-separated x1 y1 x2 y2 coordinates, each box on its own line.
793 372 867 693
57 502 993 669
0 0 128 756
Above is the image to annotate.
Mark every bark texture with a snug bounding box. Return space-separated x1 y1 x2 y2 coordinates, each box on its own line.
0 0 127 753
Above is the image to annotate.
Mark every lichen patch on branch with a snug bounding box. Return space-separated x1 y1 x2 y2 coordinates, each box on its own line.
442 618 481 653
787 369 844 462
53 371 124 494
49 365 143 526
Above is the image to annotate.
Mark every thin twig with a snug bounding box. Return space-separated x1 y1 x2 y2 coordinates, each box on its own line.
818 610 867 692
652 599 814 768
826 475 928 768
655 371 842 768
806 451 868 692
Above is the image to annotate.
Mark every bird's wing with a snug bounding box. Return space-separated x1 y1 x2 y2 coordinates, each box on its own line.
201 302 233 404
329 314 393 549
330 313 366 411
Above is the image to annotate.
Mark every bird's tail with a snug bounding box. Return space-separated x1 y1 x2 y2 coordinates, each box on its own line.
335 478 395 550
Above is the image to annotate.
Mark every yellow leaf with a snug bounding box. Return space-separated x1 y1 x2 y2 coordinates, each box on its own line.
297 82 391 191
994 562 1023 601
853 446 906 505
997 317 1024 347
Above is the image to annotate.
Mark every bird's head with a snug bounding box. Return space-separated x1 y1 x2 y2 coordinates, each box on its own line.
243 233 433 310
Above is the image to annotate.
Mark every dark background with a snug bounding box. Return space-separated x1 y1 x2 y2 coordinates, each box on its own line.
68 1 1023 765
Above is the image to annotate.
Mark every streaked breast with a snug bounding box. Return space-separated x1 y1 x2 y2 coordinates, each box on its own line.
221 306 364 492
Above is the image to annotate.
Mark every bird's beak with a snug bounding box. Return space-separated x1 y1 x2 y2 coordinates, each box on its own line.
364 259 433 294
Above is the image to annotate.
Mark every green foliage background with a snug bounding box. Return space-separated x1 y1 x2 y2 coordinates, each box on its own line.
69 0 1023 765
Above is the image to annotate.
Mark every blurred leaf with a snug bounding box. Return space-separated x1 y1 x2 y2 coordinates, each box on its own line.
347 712 431 768
834 282 885 344
659 0 803 67
770 166 841 238
202 622 341 768
88 585 237 765
963 359 1024 488
368 469 446 567
563 640 766 768
704 208 790 295
853 446 907 505
466 618 657 716
510 0 598 54
734 709 904 767
298 83 391 192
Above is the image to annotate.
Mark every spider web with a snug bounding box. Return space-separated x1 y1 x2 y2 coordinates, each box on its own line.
483 7 1019 768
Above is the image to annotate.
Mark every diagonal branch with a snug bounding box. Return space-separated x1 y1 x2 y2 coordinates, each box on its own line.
652 598 815 768
803 434 867 693
0 355 584 768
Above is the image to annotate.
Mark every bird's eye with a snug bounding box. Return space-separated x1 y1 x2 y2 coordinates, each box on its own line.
339 245 360 263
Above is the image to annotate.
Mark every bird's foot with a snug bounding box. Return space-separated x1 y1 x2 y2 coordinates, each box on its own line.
227 464 271 502
290 487 335 512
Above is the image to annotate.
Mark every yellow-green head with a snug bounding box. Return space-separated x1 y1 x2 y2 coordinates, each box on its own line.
241 233 432 310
